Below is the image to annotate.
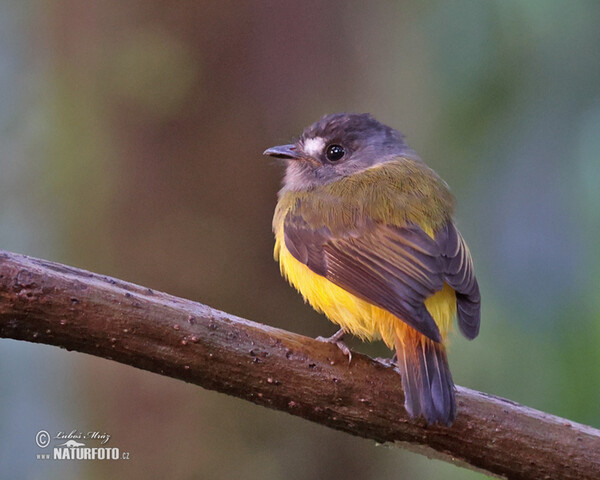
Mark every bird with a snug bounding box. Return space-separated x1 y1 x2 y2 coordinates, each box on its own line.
263 113 480 425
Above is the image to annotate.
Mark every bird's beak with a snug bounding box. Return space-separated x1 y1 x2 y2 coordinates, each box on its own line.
263 144 302 160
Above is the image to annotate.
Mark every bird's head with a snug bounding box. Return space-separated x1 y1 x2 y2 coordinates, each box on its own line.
263 113 417 191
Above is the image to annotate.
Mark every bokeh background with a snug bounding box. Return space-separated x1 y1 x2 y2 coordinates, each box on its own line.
1 1 600 478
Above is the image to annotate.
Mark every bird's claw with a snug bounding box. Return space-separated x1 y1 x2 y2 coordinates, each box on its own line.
374 353 397 368
316 329 352 364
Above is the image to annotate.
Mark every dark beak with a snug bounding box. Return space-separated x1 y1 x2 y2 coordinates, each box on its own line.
263 144 302 160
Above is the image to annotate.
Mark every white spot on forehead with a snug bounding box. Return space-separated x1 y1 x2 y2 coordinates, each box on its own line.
303 137 325 157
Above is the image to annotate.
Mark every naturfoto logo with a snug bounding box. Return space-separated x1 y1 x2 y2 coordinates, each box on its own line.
35 429 130 461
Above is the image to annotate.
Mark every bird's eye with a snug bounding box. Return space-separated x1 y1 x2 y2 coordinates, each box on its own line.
326 144 345 162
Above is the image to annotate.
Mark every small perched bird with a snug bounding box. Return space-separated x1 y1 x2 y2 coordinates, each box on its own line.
264 113 480 425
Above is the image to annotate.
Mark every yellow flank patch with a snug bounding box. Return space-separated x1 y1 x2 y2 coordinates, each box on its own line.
275 232 457 349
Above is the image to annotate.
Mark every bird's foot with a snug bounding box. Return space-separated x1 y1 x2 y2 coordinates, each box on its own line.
374 353 397 368
316 329 352 364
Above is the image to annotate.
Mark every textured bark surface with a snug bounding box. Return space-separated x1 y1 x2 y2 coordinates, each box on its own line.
1 250 599 479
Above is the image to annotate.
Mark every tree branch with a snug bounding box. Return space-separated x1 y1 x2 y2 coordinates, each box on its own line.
0 250 598 479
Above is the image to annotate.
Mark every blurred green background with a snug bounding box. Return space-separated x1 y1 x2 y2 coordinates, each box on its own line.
1 1 599 478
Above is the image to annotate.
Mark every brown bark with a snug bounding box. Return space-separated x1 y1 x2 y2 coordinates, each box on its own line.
0 250 598 479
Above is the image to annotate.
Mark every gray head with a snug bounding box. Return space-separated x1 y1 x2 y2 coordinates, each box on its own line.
263 113 418 192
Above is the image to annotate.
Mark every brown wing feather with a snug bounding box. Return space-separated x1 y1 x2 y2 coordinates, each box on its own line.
283 212 480 343
436 223 481 339
284 214 445 342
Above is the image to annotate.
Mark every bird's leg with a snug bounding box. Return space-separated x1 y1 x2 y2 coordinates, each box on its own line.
316 328 352 364
316 328 345 343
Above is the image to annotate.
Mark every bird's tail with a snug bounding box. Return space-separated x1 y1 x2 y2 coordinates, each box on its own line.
394 330 456 426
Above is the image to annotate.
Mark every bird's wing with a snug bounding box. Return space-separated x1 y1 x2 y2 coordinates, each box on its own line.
283 213 480 342
436 222 481 339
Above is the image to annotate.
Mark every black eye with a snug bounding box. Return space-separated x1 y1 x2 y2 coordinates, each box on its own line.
326 144 345 162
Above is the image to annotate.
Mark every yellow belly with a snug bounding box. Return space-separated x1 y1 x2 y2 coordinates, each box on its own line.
275 232 456 349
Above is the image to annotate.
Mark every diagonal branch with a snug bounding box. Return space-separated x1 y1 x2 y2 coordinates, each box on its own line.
0 250 598 479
